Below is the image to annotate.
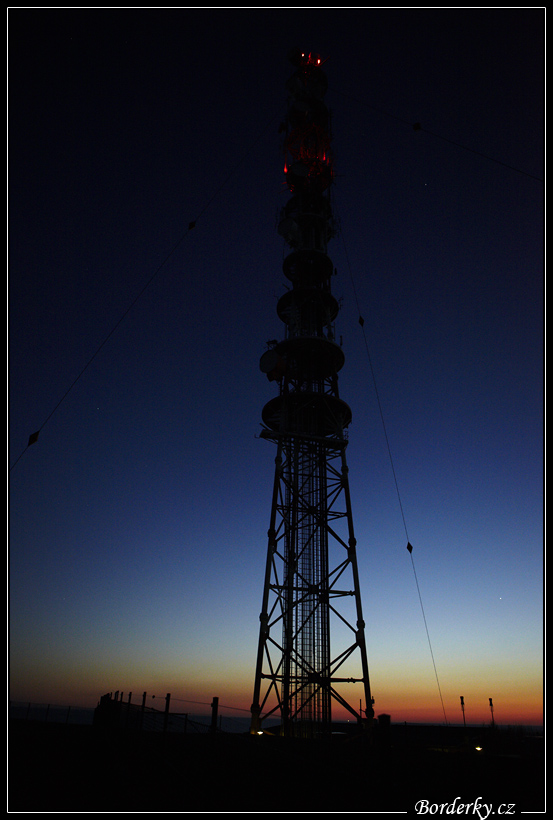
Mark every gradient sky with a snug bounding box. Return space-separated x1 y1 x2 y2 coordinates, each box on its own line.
9 9 543 727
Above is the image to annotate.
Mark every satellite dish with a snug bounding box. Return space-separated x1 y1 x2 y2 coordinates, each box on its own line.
259 350 277 373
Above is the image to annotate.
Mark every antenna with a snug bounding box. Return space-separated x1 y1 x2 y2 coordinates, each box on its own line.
250 53 373 738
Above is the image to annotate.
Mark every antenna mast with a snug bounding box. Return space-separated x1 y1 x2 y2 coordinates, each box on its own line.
250 52 374 737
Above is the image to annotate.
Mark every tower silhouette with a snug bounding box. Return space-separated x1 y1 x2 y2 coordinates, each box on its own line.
250 52 374 737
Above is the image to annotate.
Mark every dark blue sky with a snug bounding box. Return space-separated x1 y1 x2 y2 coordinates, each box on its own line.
9 9 543 724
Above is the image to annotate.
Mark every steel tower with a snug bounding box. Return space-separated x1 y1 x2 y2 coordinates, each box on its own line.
250 51 373 738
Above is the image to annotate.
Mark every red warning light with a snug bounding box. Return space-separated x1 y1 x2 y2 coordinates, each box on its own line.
298 52 323 67
289 49 328 69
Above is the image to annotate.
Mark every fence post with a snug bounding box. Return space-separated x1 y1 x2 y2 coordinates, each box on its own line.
140 692 146 731
125 692 132 728
210 697 219 734
163 693 171 734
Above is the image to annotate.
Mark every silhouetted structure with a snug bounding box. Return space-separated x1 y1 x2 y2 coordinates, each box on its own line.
250 52 373 738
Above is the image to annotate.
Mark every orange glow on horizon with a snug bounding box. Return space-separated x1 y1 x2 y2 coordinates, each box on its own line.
11 655 543 727
10 678 543 727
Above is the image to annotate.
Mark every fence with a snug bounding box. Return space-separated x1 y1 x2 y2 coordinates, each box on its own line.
10 693 271 734
94 691 221 734
10 701 94 726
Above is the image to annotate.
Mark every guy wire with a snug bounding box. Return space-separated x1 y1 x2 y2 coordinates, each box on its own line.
340 231 448 725
10 112 280 472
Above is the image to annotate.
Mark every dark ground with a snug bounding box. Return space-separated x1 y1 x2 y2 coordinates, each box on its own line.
8 719 544 814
